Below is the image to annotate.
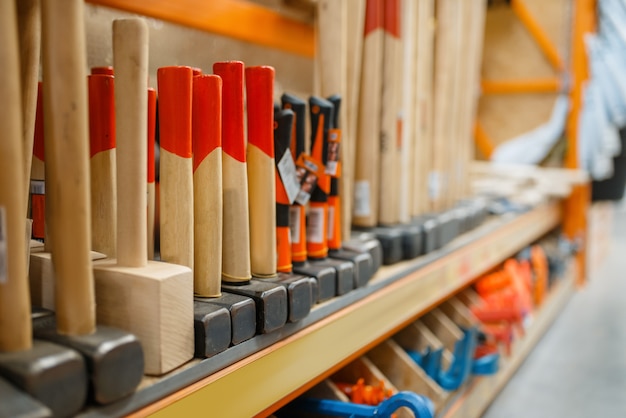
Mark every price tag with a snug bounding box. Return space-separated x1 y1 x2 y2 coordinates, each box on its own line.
307 206 325 244
276 148 300 204
289 206 301 244
294 154 324 205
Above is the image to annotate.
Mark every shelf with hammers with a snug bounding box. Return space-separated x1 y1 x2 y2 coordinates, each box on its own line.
75 200 562 417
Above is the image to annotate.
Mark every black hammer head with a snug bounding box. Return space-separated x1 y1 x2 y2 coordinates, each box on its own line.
33 324 144 405
0 376 52 418
0 340 87 417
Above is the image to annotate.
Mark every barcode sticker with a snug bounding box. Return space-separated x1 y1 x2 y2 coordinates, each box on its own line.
307 206 325 244
30 180 45 195
0 206 7 284
327 205 335 240
289 206 301 244
353 181 371 217
277 149 301 204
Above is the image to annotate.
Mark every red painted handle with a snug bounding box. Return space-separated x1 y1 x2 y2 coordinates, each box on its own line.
33 82 44 161
91 66 114 75
147 88 156 183
364 0 384 37
192 74 222 172
88 74 116 158
213 61 246 163
245 66 275 158
384 0 400 38
157 66 193 158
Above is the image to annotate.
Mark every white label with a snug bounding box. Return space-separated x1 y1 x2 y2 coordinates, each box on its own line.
277 149 301 204
327 205 335 240
0 207 6 284
325 160 338 176
353 181 371 217
30 180 45 195
289 206 301 244
306 206 325 244
428 171 440 200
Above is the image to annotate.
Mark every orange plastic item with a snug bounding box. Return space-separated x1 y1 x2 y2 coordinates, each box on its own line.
531 245 549 306
336 378 394 407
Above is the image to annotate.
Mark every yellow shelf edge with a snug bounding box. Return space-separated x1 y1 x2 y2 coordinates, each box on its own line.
133 202 562 417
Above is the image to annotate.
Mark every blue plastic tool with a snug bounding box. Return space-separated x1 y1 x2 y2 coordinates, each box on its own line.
286 391 435 418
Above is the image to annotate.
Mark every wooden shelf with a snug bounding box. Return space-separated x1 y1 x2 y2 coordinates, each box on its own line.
440 264 576 418
76 201 561 418
85 0 315 57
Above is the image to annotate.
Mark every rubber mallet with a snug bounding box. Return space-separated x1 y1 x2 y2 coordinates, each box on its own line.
192 73 255 354
324 94 376 287
307 96 356 295
34 5 145 404
245 66 313 323
93 21 196 376
0 4 87 415
215 61 288 334
281 93 348 301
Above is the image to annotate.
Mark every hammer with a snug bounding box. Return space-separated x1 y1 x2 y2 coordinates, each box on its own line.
192 73 256 355
0 3 87 416
244 66 313 323
93 20 196 376
281 93 351 300
307 96 357 295
324 94 376 287
215 61 288 334
34 4 145 404
29 76 107 311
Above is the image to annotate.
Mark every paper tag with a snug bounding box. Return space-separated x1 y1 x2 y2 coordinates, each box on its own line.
295 154 323 205
307 206 325 244
277 149 301 204
289 206 301 244
325 129 341 177
428 171 440 200
327 205 335 240
353 181 371 217
0 207 7 284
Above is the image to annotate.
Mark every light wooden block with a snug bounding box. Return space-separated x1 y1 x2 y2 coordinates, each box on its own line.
94 259 194 375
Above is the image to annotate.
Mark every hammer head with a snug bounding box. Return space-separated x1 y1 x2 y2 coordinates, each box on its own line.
204 292 257 345
193 300 231 358
0 340 87 417
33 324 144 405
293 262 336 303
0 377 52 418
93 259 194 376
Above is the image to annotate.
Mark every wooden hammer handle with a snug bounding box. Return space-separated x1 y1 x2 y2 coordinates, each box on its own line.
157 66 194 271
113 18 149 268
245 66 277 278
41 0 95 335
0 0 31 352
17 0 41 211
192 74 223 296
214 61 251 283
